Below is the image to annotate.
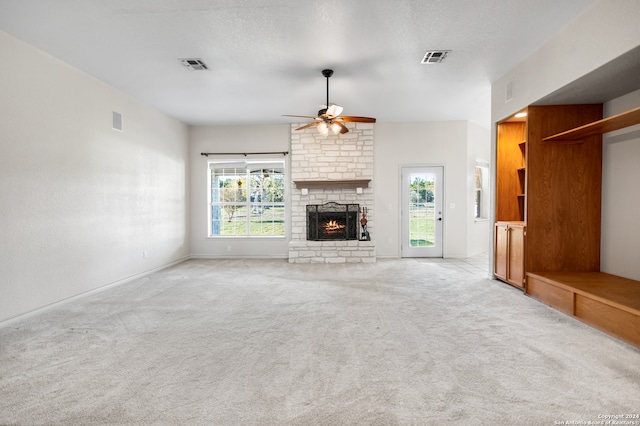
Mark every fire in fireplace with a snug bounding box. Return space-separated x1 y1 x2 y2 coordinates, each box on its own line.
307 202 359 241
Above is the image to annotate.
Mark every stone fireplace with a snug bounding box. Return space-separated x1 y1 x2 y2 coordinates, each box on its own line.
288 122 375 263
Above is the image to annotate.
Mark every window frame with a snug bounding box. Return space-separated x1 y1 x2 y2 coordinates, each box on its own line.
474 161 490 221
207 158 286 238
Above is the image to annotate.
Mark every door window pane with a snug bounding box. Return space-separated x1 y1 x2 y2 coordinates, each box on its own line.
409 173 435 247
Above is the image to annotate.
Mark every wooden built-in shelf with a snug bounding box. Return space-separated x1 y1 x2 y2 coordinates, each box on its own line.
294 179 371 190
543 106 640 142
496 104 626 345
518 141 526 154
526 272 640 348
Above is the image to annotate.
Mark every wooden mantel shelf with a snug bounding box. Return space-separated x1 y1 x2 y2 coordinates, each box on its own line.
294 179 371 189
543 106 640 142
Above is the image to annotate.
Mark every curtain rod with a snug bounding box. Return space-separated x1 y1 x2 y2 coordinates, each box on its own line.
200 151 288 157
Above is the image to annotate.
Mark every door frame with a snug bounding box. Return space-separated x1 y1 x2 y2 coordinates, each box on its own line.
399 164 445 258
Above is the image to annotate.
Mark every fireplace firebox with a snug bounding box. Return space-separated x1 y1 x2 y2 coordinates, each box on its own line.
307 202 359 241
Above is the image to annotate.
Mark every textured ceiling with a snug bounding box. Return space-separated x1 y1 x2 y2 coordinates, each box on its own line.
0 0 598 127
534 44 640 106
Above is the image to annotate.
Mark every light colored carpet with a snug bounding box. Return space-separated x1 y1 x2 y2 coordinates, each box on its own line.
1 257 639 425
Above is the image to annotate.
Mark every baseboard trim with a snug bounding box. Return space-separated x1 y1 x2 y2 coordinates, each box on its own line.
189 254 288 260
0 256 190 328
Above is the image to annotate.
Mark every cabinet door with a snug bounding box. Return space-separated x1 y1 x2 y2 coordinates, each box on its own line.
507 225 525 288
494 223 508 280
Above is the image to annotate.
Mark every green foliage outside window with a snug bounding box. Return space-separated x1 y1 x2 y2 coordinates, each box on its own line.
210 163 285 237
409 176 435 247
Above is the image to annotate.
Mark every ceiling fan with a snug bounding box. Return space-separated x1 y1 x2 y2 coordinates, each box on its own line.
284 69 376 135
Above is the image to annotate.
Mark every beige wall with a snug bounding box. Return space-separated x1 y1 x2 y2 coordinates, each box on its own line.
0 31 189 322
188 121 490 259
601 89 640 280
374 121 489 258
188 124 291 258
467 122 492 258
492 0 640 123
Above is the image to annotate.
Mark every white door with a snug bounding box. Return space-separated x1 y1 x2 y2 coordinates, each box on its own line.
401 166 444 257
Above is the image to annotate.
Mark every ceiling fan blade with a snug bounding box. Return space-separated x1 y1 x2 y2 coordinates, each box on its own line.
326 104 344 117
285 70 375 133
283 114 319 119
295 121 321 131
335 116 377 123
335 122 349 134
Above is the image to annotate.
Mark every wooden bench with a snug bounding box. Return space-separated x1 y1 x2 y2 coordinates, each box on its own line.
526 272 640 348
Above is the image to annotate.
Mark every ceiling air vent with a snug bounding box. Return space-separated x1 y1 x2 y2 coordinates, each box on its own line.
179 58 209 70
421 50 451 64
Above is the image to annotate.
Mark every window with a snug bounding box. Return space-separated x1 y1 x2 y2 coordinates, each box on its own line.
208 159 285 237
475 161 490 220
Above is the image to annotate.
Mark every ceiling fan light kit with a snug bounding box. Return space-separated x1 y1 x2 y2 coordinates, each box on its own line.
284 69 376 135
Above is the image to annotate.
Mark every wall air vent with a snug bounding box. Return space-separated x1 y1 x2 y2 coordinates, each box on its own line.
421 50 451 64
112 111 123 131
179 58 209 70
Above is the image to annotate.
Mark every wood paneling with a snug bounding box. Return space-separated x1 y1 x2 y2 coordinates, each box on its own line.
526 272 640 348
543 106 640 142
575 296 640 348
494 223 508 280
525 105 602 273
495 221 525 288
507 224 525 288
526 275 574 315
526 271 640 313
496 122 526 221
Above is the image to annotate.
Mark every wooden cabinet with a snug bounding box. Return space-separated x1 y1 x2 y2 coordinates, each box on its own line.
495 105 603 275
524 105 603 273
495 114 527 289
494 221 525 289
495 104 603 289
507 224 525 287
494 223 508 280
494 104 640 348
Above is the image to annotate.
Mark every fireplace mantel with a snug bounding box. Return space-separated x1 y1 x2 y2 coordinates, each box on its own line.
294 179 371 190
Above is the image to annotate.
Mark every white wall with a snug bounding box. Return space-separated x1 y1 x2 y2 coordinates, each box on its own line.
0 31 189 322
374 121 489 258
189 124 291 258
492 0 640 123
601 89 640 281
467 122 492 257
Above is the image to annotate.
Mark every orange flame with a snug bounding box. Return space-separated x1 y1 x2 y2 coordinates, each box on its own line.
324 220 345 231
